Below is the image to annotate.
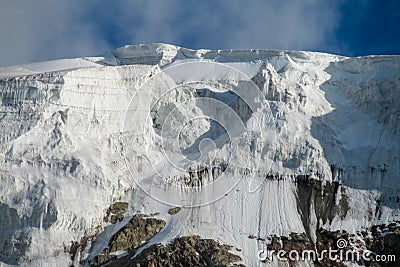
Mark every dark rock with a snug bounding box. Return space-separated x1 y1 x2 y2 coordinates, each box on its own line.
109 202 129 215
267 235 282 251
110 213 124 224
104 202 129 224
92 234 243 267
167 207 181 215
92 214 165 266
367 222 400 265
296 178 349 240
130 235 244 267
108 214 165 253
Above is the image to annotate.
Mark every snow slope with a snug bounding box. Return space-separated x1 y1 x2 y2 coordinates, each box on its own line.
0 44 399 266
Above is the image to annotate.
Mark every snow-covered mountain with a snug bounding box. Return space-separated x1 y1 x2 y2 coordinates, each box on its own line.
0 43 399 266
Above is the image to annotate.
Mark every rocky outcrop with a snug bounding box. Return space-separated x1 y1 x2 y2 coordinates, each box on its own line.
92 214 166 266
91 213 243 267
262 223 400 267
366 223 400 265
94 235 243 267
103 202 129 224
167 207 181 215
296 178 349 239
131 235 243 267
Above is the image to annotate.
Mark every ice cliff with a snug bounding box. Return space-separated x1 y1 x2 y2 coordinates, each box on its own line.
0 43 399 266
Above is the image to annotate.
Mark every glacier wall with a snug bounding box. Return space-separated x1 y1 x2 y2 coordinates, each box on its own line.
0 44 399 266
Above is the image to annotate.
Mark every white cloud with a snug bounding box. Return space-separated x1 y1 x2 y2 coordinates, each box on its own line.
0 0 110 67
111 0 340 51
0 0 341 67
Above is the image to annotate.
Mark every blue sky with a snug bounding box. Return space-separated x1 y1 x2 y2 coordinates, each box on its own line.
1 0 399 67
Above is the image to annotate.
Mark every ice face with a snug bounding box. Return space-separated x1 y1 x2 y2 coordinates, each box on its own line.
0 44 399 266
